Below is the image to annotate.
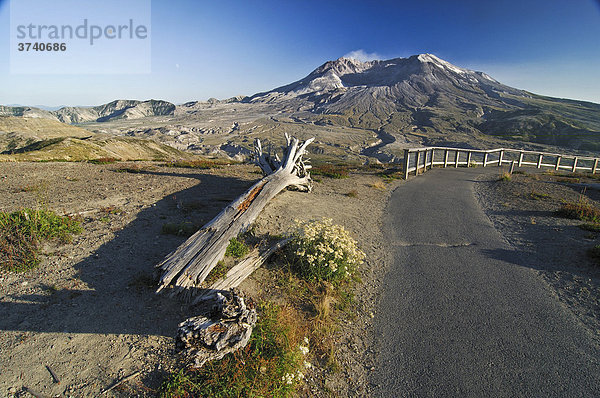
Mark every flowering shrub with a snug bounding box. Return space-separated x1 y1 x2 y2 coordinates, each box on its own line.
288 218 365 282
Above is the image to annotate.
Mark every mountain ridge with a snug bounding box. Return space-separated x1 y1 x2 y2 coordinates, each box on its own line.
242 54 599 150
2 54 599 153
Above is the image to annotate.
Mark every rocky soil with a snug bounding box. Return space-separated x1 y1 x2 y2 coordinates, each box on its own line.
474 169 600 343
0 161 394 397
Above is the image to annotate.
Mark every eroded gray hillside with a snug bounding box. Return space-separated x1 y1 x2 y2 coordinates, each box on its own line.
53 99 176 123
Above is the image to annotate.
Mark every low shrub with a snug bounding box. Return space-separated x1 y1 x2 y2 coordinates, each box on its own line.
0 208 82 272
311 164 349 179
89 157 119 164
287 218 364 283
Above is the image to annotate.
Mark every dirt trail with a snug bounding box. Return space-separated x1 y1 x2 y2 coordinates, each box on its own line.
0 161 393 397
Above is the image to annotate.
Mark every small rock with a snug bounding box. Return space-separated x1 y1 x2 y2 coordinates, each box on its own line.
21 281 28 286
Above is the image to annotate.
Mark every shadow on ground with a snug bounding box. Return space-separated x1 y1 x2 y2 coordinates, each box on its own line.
0 170 256 337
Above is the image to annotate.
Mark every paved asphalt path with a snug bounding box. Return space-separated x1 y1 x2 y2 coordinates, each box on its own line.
372 168 600 397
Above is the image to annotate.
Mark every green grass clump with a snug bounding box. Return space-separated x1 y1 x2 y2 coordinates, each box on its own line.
0 208 82 272
377 167 404 181
311 164 349 179
225 237 250 258
529 191 550 200
158 303 307 398
161 222 199 237
557 201 600 223
498 171 512 182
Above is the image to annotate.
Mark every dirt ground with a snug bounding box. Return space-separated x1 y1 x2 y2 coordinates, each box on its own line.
474 169 600 343
4 161 600 398
0 161 394 397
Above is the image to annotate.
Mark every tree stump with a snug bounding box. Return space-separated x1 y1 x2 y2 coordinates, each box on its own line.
176 289 256 368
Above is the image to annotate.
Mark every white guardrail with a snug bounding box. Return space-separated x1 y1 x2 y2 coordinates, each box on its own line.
403 147 600 179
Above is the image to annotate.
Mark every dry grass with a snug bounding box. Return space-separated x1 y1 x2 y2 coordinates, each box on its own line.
0 208 82 272
369 181 387 190
557 200 600 223
164 159 233 169
158 303 307 398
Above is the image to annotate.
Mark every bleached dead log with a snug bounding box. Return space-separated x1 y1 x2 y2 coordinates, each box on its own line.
176 289 256 368
193 238 291 304
156 134 313 296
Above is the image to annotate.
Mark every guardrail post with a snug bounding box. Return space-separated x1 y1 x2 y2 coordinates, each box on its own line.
444 150 449 167
498 150 504 166
467 151 472 167
518 152 524 167
404 149 410 179
537 154 543 168
593 159 599 175
429 149 434 170
555 156 561 171
423 149 428 171
483 153 488 167
415 150 421 176
572 157 578 172
454 150 459 168
509 160 516 174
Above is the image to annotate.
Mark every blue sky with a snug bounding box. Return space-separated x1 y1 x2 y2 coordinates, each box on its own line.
0 0 599 106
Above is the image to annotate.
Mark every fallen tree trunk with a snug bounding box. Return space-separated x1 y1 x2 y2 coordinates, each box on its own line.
156 134 313 296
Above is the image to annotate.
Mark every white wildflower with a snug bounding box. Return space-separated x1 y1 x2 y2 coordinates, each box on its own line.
282 373 294 385
299 344 309 355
